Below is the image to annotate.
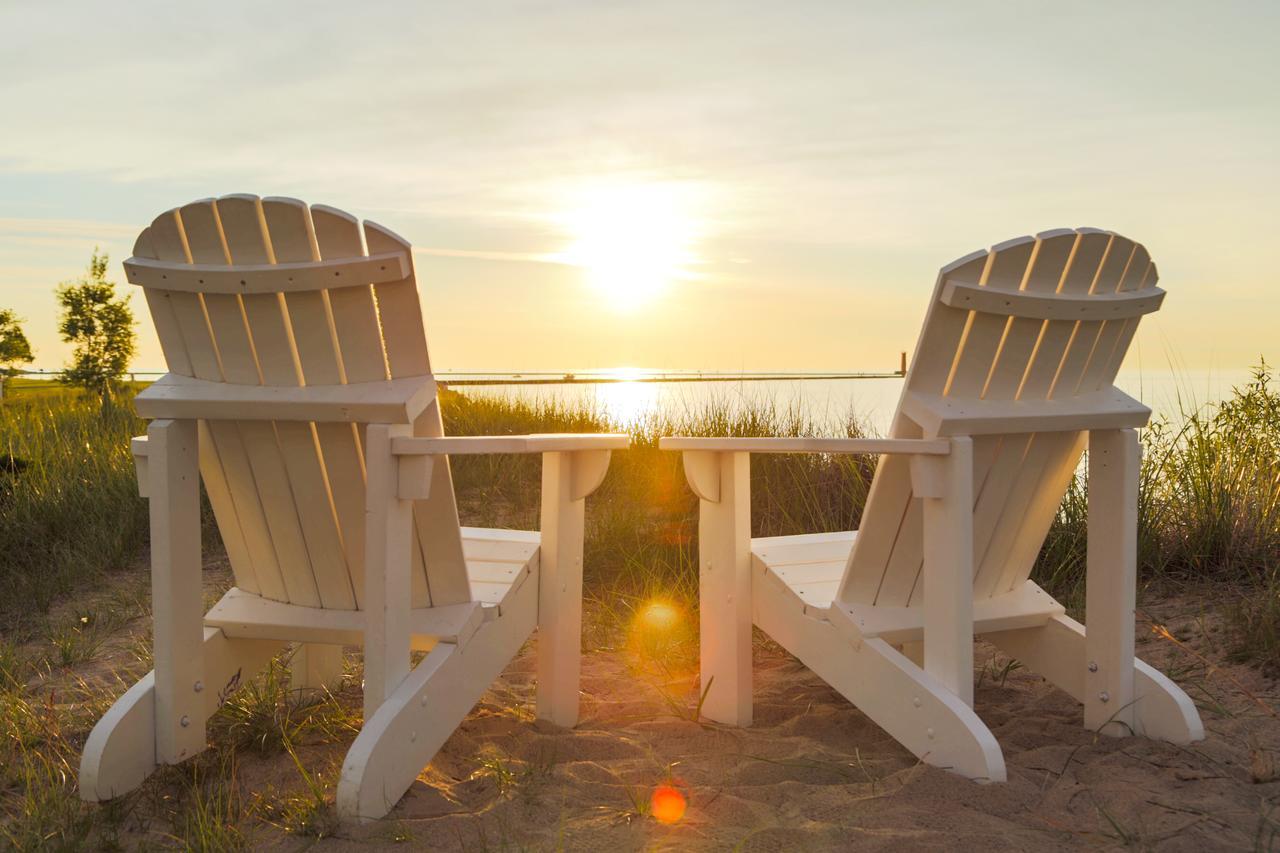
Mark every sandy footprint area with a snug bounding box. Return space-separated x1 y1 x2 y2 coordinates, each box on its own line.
297 599 1277 851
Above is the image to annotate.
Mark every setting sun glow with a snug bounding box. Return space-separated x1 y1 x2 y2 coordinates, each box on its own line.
555 183 701 310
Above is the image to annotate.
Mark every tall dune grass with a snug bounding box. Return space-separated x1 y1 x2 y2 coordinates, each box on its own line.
0 388 147 623
1 367 1277 665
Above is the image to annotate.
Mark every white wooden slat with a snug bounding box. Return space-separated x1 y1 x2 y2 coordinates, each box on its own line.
197 423 259 594
1099 261 1158 385
972 238 1144 600
973 244 1103 596
460 537 540 564
873 239 1033 607
131 227 194 377
133 373 434 423
1017 229 1112 400
313 207 388 384
264 198 372 609
791 579 842 609
205 587 482 648
994 432 1087 595
312 206 432 608
179 199 316 607
148 207 286 601
987 246 1154 598
364 222 431 377
905 250 991 395
220 194 355 612
957 433 1032 602
752 536 856 567
839 250 986 604
900 388 1151 436
769 560 846 586
946 236 1035 399
1083 247 1153 391
939 280 1163 322
148 210 223 381
973 432 1079 598
944 232 1075 606
979 230 1077 401
1051 235 1135 398
123 252 409 294
366 222 471 608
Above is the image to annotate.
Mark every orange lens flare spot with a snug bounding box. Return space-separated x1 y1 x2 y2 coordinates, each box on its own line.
650 784 687 824
638 601 680 632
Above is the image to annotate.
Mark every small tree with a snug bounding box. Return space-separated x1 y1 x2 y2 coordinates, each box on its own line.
56 249 136 397
0 309 34 400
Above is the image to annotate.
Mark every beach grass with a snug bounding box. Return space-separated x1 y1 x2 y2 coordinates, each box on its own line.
1 366 1278 846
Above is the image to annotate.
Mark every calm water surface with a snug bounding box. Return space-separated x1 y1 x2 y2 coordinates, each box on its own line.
455 369 1256 435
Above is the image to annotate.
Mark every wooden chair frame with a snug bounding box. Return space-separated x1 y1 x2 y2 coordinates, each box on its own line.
661 432 1203 780
82 416 624 820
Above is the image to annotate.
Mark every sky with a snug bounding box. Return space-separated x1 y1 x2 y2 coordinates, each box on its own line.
1 0 1276 375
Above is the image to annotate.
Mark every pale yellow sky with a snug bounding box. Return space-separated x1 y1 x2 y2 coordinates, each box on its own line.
1 1 1276 374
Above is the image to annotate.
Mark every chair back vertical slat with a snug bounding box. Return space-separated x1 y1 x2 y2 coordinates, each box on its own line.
218 196 356 611
838 251 986 604
178 199 320 608
365 223 471 606
149 207 287 600
310 207 434 608
263 198 372 608
132 218 259 593
875 238 1038 606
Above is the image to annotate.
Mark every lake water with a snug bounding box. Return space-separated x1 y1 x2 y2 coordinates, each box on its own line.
453 368 1258 435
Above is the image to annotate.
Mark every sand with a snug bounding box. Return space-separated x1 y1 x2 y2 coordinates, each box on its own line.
22 565 1280 851
310 595 1278 851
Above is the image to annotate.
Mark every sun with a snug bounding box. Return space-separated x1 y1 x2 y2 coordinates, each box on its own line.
554 182 701 310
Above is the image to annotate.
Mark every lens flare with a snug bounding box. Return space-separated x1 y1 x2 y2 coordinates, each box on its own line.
650 784 687 824
638 601 680 633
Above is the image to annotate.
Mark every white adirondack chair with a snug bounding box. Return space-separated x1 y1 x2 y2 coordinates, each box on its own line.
79 194 628 821
661 228 1204 781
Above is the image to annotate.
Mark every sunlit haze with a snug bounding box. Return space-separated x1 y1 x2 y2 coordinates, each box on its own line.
1 2 1276 374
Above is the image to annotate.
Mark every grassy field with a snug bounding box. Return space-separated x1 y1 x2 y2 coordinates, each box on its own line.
1 368 1277 847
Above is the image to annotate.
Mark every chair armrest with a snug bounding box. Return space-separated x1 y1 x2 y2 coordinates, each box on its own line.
658 436 950 455
389 433 628 501
391 433 630 456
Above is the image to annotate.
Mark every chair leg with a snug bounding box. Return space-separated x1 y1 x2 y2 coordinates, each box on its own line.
290 644 345 696
535 451 587 728
1085 428 1139 735
690 450 753 727
764 595 1005 781
987 614 1204 743
918 436 975 708
81 629 282 801
147 418 207 763
338 568 538 822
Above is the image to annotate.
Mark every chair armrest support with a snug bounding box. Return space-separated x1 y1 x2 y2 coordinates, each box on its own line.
130 435 151 497
658 437 950 455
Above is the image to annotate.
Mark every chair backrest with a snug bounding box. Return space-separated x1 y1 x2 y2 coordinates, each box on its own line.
127 194 470 611
837 228 1163 609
